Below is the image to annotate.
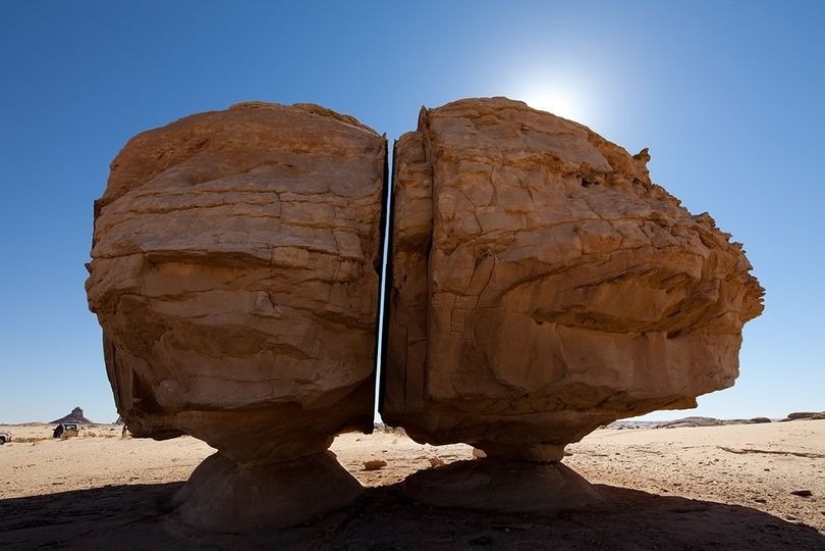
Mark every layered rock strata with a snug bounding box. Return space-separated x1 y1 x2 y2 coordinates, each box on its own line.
87 96 765 523
86 102 387 529
382 97 764 465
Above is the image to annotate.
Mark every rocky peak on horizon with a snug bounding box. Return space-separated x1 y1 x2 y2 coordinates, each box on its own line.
50 406 94 425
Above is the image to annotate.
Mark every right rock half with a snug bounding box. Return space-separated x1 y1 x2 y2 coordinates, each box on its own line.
382 97 764 466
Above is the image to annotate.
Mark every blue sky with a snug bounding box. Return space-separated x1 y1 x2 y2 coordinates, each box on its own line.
1 1 822 424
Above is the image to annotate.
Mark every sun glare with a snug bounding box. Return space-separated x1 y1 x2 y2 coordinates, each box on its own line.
505 73 595 125
522 91 579 120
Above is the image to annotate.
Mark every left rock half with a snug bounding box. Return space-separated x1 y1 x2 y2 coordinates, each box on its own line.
86 102 387 531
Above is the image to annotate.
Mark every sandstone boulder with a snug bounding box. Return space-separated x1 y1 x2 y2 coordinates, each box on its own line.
382 97 764 463
86 102 387 528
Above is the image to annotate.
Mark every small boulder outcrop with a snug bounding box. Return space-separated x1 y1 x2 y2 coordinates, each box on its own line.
86 102 387 530
783 412 825 421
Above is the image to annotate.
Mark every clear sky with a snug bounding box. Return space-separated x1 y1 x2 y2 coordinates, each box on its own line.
1 1 822 424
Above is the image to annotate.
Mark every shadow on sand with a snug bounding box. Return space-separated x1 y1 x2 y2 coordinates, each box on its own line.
1 482 823 550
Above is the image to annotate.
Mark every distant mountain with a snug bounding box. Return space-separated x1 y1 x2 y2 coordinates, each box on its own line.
50 407 94 425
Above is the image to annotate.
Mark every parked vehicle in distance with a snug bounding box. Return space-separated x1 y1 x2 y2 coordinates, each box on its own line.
0 432 11 444
53 423 80 439
63 423 79 434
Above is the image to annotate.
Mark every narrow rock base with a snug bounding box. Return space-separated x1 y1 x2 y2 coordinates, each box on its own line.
402 458 601 513
172 450 362 532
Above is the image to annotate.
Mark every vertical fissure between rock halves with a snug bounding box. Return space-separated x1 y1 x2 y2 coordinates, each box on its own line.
375 137 395 421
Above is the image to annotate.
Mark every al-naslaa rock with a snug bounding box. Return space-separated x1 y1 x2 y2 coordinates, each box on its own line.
381 97 764 508
86 102 387 530
87 95 764 526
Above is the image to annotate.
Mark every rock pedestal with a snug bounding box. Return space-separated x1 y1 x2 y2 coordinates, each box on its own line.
403 459 601 513
86 102 387 529
381 98 763 501
172 451 361 532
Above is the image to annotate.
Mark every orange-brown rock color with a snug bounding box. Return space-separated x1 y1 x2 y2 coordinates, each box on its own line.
85 96 764 528
86 102 387 528
382 97 764 461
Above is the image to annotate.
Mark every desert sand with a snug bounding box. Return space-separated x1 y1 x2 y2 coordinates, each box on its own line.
0 420 823 550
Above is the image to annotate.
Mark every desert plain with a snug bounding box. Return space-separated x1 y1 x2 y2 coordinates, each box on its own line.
0 418 823 550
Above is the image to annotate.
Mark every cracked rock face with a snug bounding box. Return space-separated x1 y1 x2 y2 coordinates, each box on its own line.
86 102 386 466
381 97 764 461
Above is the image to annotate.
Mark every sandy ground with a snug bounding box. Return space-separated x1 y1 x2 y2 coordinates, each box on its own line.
0 421 823 549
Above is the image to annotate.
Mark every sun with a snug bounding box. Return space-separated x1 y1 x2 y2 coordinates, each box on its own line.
521 91 580 120
504 73 595 125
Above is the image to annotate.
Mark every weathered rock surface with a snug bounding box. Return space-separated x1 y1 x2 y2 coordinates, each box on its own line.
86 102 386 527
382 97 764 462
